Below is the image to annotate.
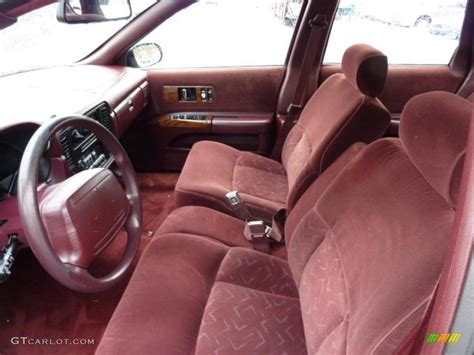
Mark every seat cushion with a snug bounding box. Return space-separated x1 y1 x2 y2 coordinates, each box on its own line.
158 205 287 258
175 141 288 221
96 235 305 355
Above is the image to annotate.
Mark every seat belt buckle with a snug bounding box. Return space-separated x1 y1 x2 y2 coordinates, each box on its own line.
244 220 271 242
225 191 252 220
244 221 273 253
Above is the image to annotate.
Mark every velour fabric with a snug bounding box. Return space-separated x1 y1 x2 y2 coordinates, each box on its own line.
233 152 288 206
288 138 455 354
161 142 366 260
174 141 287 221
174 45 389 220
96 235 229 355
282 75 389 210
292 138 456 353
97 237 305 354
468 92 474 103
399 92 472 207
195 249 305 353
97 92 470 354
158 205 287 258
341 43 388 97
215 247 297 297
195 282 306 354
174 141 239 213
285 142 366 240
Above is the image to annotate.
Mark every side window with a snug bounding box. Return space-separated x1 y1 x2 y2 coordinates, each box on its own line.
135 0 303 69
324 0 468 64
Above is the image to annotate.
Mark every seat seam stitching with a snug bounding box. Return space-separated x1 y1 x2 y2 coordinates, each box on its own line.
156 232 239 248
231 151 240 192
328 231 352 355
193 249 231 353
239 189 288 205
318 94 366 175
314 318 348 353
214 280 300 300
286 128 312 200
311 208 352 353
175 188 232 211
235 164 287 177
369 293 436 354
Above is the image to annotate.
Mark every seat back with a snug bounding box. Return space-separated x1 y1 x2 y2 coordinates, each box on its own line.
282 44 390 210
284 92 472 353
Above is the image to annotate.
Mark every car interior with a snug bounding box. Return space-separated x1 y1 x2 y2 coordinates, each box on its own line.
0 0 473 354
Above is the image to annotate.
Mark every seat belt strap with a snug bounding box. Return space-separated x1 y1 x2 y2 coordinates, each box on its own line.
270 104 302 161
268 208 287 242
225 191 252 220
271 14 328 161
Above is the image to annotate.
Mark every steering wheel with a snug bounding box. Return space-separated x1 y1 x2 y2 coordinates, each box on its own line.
17 115 142 293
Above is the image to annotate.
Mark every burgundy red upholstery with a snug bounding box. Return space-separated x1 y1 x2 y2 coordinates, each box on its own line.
97 92 472 354
157 204 289 258
158 142 367 256
175 44 390 221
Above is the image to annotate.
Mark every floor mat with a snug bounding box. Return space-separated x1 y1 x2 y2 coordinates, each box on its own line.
138 173 179 237
0 173 179 355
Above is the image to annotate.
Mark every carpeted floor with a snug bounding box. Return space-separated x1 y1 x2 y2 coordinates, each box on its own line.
0 173 179 355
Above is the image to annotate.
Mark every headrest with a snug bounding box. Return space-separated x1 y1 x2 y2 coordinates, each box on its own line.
400 92 472 207
342 44 388 97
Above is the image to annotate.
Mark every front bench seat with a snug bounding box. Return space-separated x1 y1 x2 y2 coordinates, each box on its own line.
157 142 368 258
175 44 390 221
96 92 471 354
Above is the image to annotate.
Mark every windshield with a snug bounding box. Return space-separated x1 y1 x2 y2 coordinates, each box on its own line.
0 0 156 77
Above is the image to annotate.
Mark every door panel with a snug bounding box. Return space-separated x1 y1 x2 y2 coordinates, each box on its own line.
148 66 284 113
124 66 284 171
320 64 465 136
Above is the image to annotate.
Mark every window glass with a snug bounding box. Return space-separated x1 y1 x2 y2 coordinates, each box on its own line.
137 0 303 69
324 0 467 64
0 0 155 77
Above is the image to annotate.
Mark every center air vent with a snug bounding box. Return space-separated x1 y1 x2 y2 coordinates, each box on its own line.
59 130 78 174
87 103 114 133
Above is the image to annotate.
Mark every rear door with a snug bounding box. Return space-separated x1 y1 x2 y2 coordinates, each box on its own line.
319 0 472 136
123 0 303 171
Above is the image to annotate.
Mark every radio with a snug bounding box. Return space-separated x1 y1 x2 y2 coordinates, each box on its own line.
59 103 114 174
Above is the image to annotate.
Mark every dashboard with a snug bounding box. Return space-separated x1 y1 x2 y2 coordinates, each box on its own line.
0 65 149 251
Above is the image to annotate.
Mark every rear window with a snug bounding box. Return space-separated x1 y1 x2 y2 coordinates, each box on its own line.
324 0 468 64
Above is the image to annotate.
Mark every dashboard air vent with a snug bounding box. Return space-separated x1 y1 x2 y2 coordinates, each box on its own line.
59 131 77 174
94 103 114 133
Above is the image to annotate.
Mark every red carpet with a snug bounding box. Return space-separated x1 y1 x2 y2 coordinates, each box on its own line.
0 173 179 355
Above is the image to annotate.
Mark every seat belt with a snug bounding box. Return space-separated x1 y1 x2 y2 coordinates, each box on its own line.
243 209 287 254
271 14 328 161
225 191 287 253
268 208 286 242
225 191 252 220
